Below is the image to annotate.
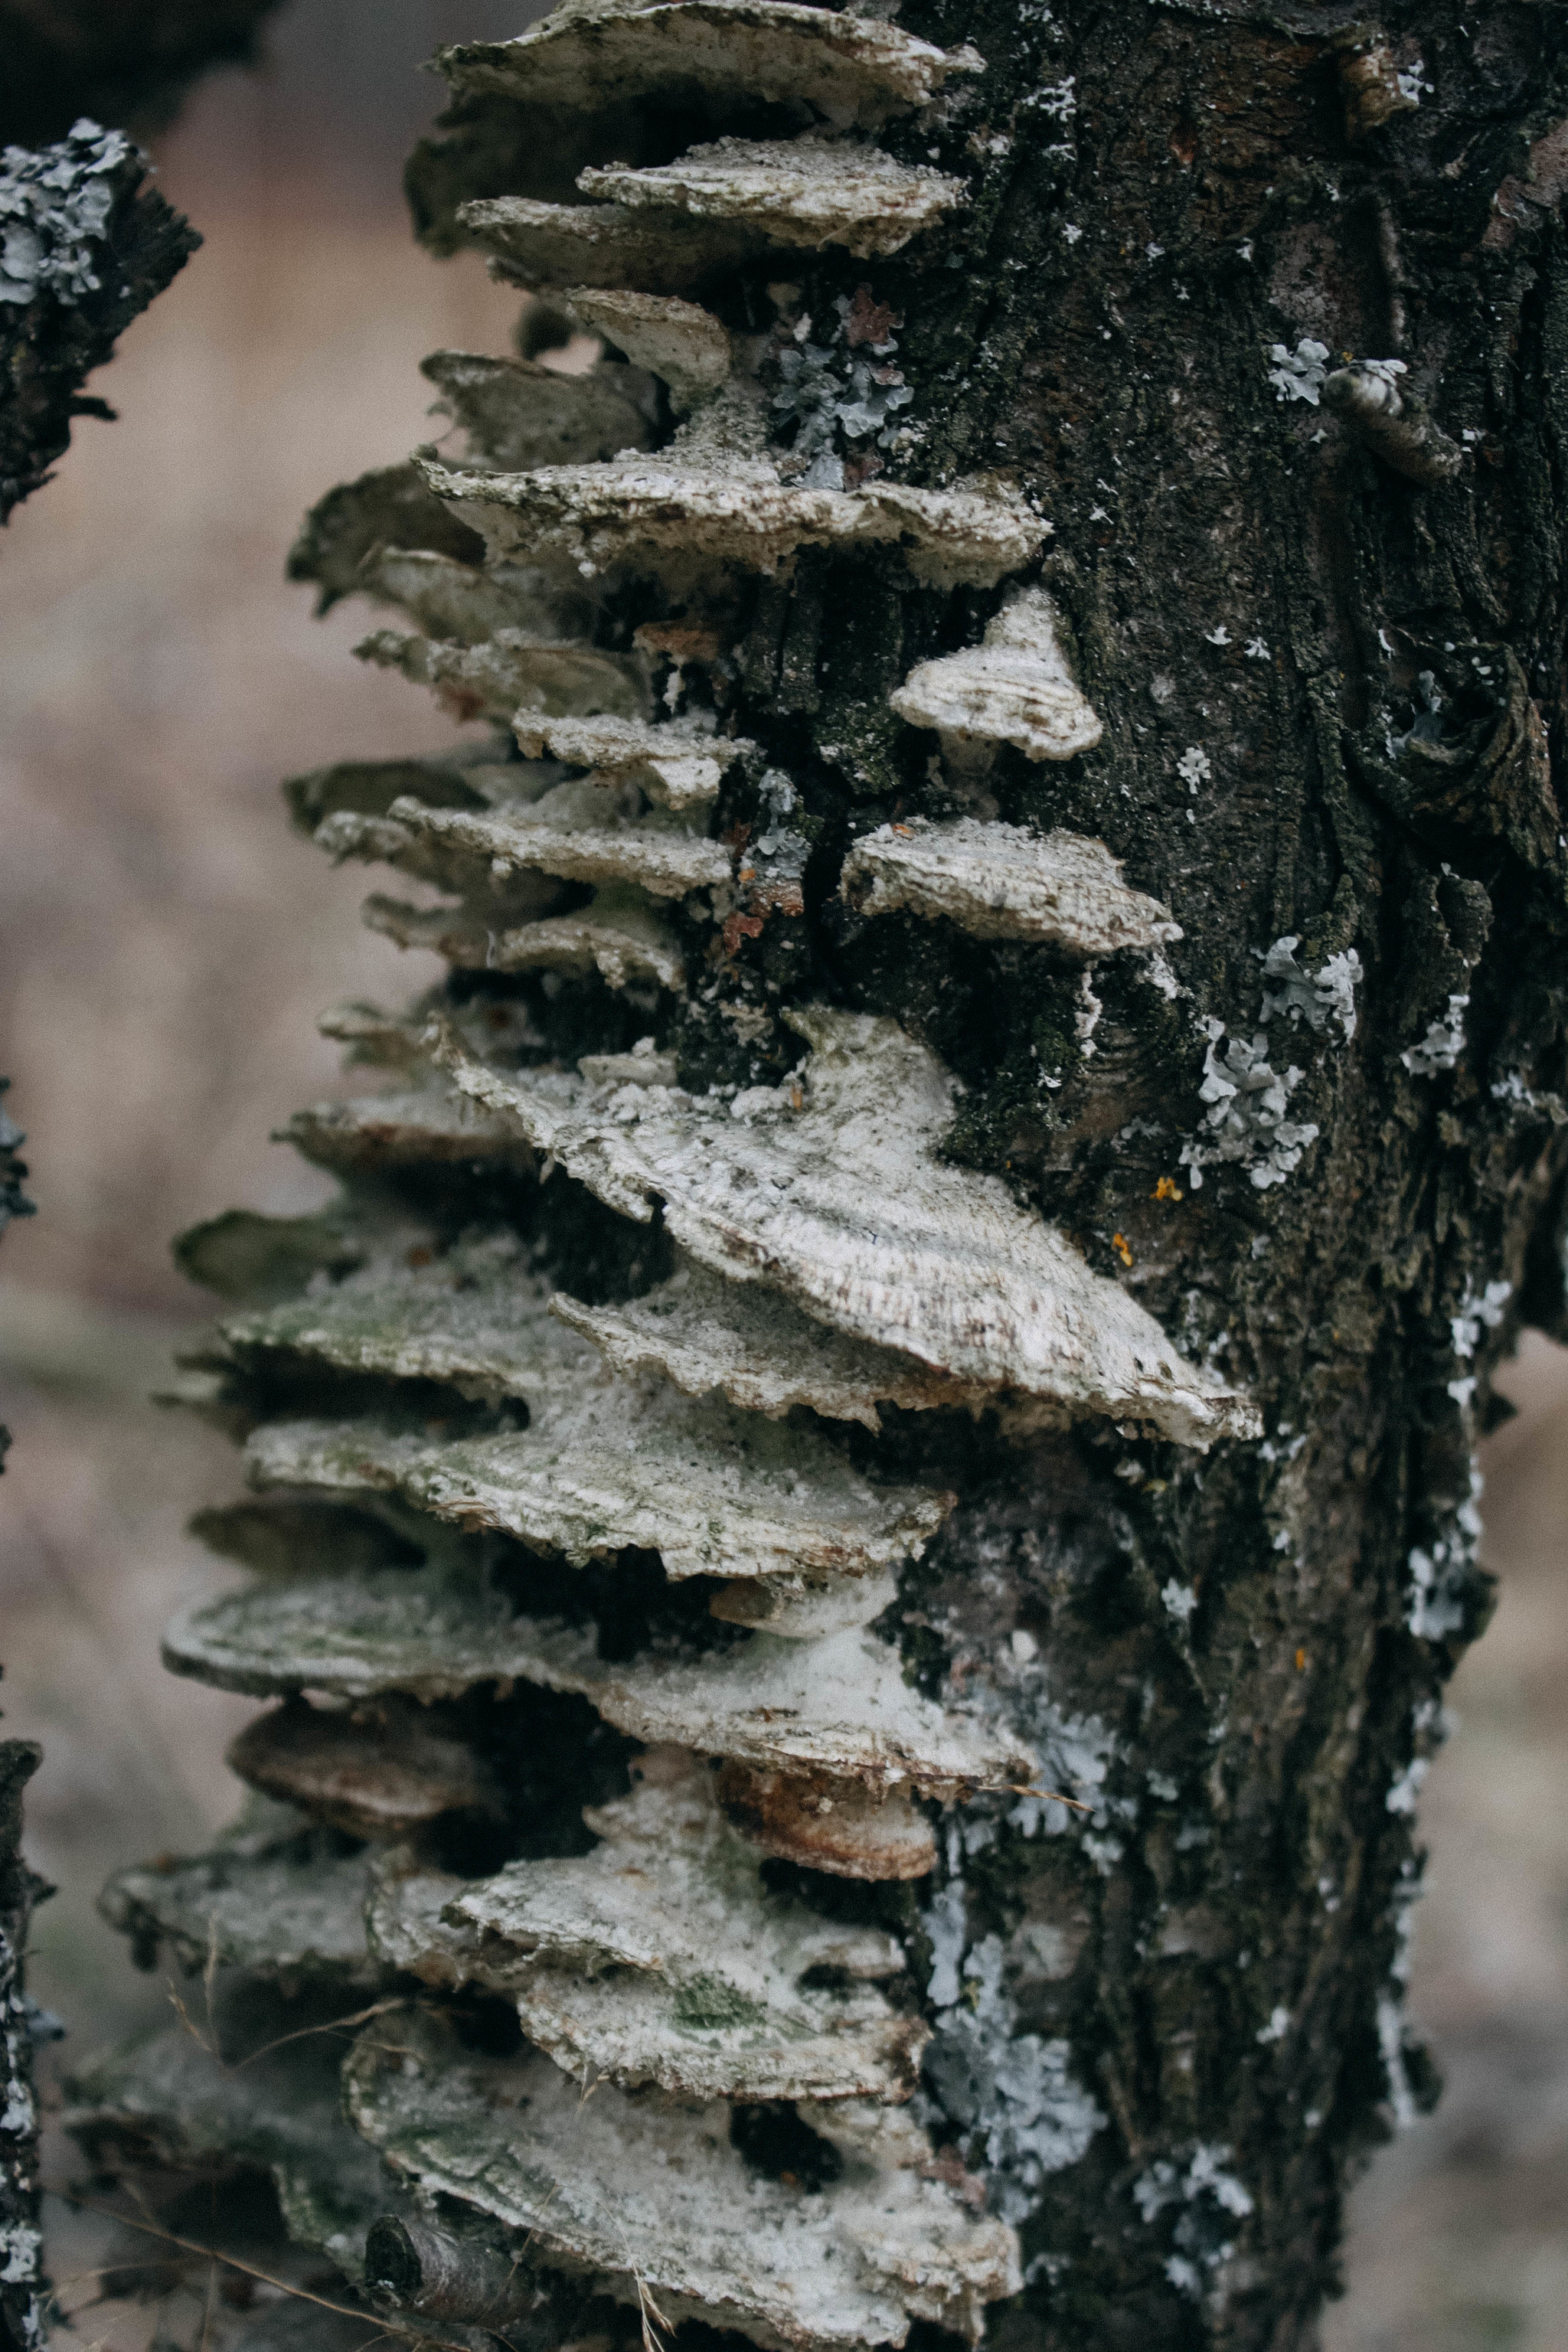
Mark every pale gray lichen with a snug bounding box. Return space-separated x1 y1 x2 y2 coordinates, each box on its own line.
770 286 913 488
1321 357 1464 485
0 120 131 306
1406 1465 1483 1641
959 1638 1119 1841
1389 667 1446 755
1265 338 1329 405
922 1896 1107 2224
1256 935 1362 1042
1401 993 1468 1076
1449 1278 1511 1361
1132 2145 1255 2299
1179 1019 1319 1192
1491 1070 1568 1124
1383 1757 1427 1816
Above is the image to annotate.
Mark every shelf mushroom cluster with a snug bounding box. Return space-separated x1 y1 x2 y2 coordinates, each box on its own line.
74 8 1258 2350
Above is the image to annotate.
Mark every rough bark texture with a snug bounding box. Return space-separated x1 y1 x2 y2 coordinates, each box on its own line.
2 1094 41 2352
1 119 198 522
0 1743 46 2352
70 7 1568 2352
0 0 282 149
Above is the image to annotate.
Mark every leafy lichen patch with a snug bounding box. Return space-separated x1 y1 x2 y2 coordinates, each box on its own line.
1 119 200 520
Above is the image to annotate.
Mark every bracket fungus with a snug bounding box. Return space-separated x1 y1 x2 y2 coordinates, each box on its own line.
888 588 1103 766
576 140 968 260
368 1753 928 2101
840 820 1181 955
79 6 1269 2347
429 4 975 133
433 1009 1254 1446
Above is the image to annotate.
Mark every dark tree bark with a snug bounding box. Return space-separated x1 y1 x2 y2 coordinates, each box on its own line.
1 92 193 2352
0 1743 46 2352
1 1092 42 2352
67 7 1568 2352
843 3 1568 2338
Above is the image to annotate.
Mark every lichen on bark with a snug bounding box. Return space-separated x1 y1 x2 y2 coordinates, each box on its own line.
70 5 1568 2350
0 118 198 520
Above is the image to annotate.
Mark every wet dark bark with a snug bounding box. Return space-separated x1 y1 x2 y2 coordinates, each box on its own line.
805 4 1568 2343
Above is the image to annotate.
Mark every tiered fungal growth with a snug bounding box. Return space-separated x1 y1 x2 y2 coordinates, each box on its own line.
74 8 1259 2349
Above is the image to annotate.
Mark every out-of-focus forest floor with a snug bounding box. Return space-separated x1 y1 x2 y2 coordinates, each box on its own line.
0 8 1563 2348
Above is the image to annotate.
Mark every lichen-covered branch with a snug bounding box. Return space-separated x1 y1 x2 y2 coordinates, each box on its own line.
1 119 198 521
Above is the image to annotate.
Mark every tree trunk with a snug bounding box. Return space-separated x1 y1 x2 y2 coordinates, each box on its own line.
67 6 1568 2352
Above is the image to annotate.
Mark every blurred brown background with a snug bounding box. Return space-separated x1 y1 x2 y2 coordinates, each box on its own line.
0 8 1564 2347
